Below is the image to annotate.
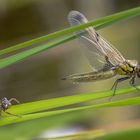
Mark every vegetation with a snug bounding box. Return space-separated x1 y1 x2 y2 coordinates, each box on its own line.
0 6 140 140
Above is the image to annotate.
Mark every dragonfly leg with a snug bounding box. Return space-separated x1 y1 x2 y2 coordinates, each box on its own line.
110 76 130 101
129 76 140 91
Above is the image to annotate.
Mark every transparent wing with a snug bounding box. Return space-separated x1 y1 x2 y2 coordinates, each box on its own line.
68 11 126 71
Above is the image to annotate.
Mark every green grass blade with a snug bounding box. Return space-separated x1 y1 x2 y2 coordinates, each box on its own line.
0 7 140 68
0 86 138 126
1 7 140 69
6 87 136 115
0 6 140 55
45 127 140 140
1 93 140 126
94 127 140 140
0 35 75 69
0 113 82 140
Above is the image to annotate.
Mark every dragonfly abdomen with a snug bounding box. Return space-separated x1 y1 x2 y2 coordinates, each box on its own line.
63 70 116 83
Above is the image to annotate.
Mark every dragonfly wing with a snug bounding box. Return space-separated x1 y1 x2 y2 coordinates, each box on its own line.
68 11 126 71
79 33 113 71
97 36 126 65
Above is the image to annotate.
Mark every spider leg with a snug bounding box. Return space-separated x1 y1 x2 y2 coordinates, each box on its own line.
9 98 20 104
5 111 21 118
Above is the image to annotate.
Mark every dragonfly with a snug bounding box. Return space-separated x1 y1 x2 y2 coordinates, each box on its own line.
0 97 20 117
63 10 140 97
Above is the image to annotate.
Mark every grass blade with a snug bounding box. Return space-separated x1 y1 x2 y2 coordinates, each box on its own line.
6 87 136 115
1 93 140 126
0 35 75 69
0 86 138 126
94 127 140 140
0 6 140 55
1 7 140 69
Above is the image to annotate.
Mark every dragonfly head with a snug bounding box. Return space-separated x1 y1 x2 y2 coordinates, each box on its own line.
136 65 140 78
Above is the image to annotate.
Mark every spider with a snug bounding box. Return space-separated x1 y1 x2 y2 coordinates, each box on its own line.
0 97 20 117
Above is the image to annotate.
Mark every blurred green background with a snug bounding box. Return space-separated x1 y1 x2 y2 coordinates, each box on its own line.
0 0 140 139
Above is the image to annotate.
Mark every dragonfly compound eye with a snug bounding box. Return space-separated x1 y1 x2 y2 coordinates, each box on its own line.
137 68 140 78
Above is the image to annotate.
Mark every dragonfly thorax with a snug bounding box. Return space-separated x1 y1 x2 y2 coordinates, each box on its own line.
115 60 138 76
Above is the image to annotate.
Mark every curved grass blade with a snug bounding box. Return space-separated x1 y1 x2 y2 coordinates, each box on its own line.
6 86 137 115
1 94 140 126
0 6 140 55
0 9 140 69
0 35 75 69
0 86 138 126
44 127 140 140
94 127 140 140
0 113 82 140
